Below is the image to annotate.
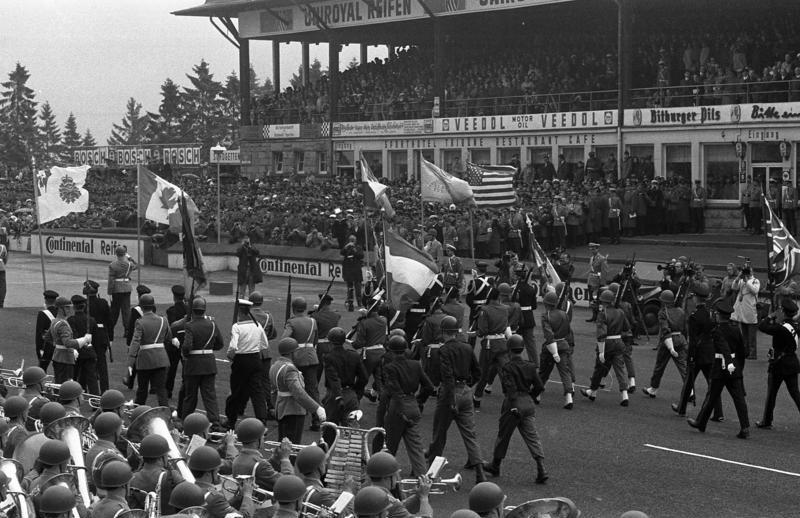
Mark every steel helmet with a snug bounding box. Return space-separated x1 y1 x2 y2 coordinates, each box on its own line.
22 366 46 386
353 486 391 516
507 334 524 352
468 482 505 513
39 402 66 426
272 474 307 503
58 380 83 402
128 405 152 423
169 481 205 509
182 413 211 437
235 418 266 444
441 315 460 332
39 439 71 466
543 292 559 307
188 446 222 472
291 297 307 312
366 452 400 478
3 396 28 419
599 290 615 305
139 435 170 459
100 389 125 410
295 445 326 475
93 412 123 437
191 297 207 312
387 335 407 353
98 460 133 489
608 282 621 294
277 337 299 355
39 485 76 514
659 290 675 304
450 511 481 518
327 327 346 345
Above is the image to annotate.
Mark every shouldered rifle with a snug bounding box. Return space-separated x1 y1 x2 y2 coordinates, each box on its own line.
412 286 454 341
345 289 385 341
557 279 570 311
232 285 240 326
309 275 336 316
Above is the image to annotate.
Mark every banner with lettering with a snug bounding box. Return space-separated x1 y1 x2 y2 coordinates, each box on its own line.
434 110 617 134
625 102 800 127
73 145 203 167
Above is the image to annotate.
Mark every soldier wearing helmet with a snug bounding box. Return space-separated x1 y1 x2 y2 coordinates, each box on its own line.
426 315 486 484
383 336 434 478
414 291 451 411
231 418 293 491
189 446 255 518
20 365 48 408
282 297 322 431
581 290 631 404
295 444 357 510
225 298 268 429
85 412 124 479
601 281 637 394
353 485 391 518
38 485 78 518
468 481 505 518
270 337 327 444
473 286 510 407
167 481 205 513
90 460 132 518
23 439 72 496
511 264 539 368
58 380 84 416
2 396 30 457
642 289 688 398
484 334 548 485
129 434 178 514
35 290 59 372
366 452 432 518
127 292 172 407
311 293 342 403
50 296 92 383
272 474 307 518
322 327 368 425
537 290 575 409
352 300 388 403
441 284 469 342
180 297 224 429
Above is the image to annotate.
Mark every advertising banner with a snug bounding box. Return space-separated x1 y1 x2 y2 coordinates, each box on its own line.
31 233 141 262
434 110 617 134
73 145 203 166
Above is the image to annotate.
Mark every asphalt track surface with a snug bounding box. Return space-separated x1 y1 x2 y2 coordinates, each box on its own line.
2 253 800 517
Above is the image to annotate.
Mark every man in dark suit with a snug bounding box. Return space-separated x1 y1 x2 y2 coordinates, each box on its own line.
85 281 112 392
165 285 187 399
181 297 225 430
755 298 800 429
236 237 262 296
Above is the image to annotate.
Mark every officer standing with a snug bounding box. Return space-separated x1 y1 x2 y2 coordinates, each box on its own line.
581 290 631 405
323 327 368 425
127 294 171 407
249 291 277 418
225 299 268 428
270 338 326 443
181 297 224 429
755 298 800 429
67 295 100 395
165 284 187 399
107 245 136 341
50 297 92 383
511 265 539 366
688 298 750 438
473 288 509 407
35 290 59 371
538 292 575 409
126 285 152 347
383 335 434 477
586 243 608 322
643 290 688 398
352 305 388 402
427 316 486 483
282 297 321 430
84 281 112 392
484 335 548 484
341 235 364 312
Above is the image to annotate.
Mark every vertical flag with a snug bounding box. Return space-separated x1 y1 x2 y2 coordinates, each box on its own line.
765 194 800 286
35 165 91 224
464 162 517 207
179 193 207 289
525 214 562 288
138 165 198 231
384 227 439 314
360 156 395 218
420 158 475 205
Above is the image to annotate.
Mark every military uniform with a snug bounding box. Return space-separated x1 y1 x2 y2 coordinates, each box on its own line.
225 318 268 427
126 305 144 347
129 466 177 514
2 423 29 457
128 311 172 406
165 298 188 398
384 352 434 477
270 356 320 443
473 300 509 401
181 316 224 424
512 276 538 365
170 316 189 417
195 480 242 518
757 313 800 427
282 314 320 426
311 304 341 376
441 299 469 343
35 303 57 371
352 313 388 398
323 343 368 425
108 254 136 339
415 307 448 409
87 293 113 392
466 270 492 321
90 493 129 518
49 316 82 383
231 447 293 490
586 250 608 321
251 304 277 414
68 307 100 395
675 302 723 418
648 305 688 392
587 306 630 395
538 306 574 399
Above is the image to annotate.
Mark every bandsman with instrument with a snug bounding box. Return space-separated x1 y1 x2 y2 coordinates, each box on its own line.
19 365 48 405
59 380 84 417
181 297 224 429
468 482 505 518
231 418 293 490
129 435 178 514
323 327 368 426
295 444 356 512
36 290 59 371
188 446 255 518
90 460 132 518
272 474 307 518
282 297 322 431
2 395 30 456
366 452 432 518
85 412 124 475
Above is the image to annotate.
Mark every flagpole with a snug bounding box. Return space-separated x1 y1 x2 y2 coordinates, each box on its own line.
31 157 48 291
468 208 475 261
363 207 371 267
136 165 142 285
383 217 391 304
763 194 775 305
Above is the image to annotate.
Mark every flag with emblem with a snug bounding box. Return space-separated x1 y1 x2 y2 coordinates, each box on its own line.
420 158 475 206
465 162 516 207
138 165 198 231
35 165 91 224
361 156 395 218
179 193 206 289
385 227 439 314
765 194 800 285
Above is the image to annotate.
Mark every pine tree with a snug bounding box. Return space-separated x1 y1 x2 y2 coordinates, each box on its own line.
0 63 39 171
249 64 274 98
108 97 149 146
82 129 96 147
62 112 83 152
38 101 61 165
289 58 326 89
182 59 225 148
220 72 240 143
148 78 184 144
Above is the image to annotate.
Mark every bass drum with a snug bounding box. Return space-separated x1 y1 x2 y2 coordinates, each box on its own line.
505 497 580 518
12 432 48 473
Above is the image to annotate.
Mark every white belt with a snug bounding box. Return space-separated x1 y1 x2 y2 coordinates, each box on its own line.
55 345 70 350
715 353 736 359
520 306 532 311
298 343 315 348
473 300 487 305
427 344 442 349
140 343 163 350
409 308 426 313
318 339 330 343
606 335 622 340
364 344 384 351
96 324 104 328
277 391 292 397
671 332 683 336
188 350 214 355
115 278 130 282
486 334 505 340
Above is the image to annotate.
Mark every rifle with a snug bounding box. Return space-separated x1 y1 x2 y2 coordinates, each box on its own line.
309 275 336 316
232 285 240 326
557 279 570 311
412 286 454 342
345 289 385 341
284 276 293 325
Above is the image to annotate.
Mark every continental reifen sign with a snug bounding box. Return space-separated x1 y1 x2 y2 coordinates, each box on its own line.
31 234 141 261
258 257 344 282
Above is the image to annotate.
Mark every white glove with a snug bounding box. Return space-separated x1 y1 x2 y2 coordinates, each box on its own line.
77 336 89 347
85 333 92 344
553 353 561 363
172 337 180 348
726 363 736 375
598 352 605 363
664 337 677 357
72 349 80 360
315 406 327 422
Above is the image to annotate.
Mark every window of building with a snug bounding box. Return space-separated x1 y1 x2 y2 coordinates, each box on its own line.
526 147 550 183
389 151 408 180
294 151 305 173
703 144 739 200
469 149 490 165
361 151 383 177
441 149 464 175
751 142 781 163
627 144 654 180
665 144 691 182
498 148 521 169
319 151 328 175
272 151 283 173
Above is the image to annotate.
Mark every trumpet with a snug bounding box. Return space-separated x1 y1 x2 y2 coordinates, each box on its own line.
302 491 354 518
398 456 462 498
0 374 25 389
218 474 274 504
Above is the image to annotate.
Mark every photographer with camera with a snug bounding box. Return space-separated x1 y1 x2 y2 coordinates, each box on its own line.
236 236 263 296
732 260 760 360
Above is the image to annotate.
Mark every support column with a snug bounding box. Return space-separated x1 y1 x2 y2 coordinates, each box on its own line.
360 43 368 65
272 40 281 96
302 42 310 86
239 38 251 125
433 21 445 116
328 41 340 122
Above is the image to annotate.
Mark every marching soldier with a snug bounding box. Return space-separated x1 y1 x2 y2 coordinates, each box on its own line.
607 282 637 392
581 290 631 405
404 276 443 339
538 292 575 409
2 396 29 456
165 284 187 399
249 291 277 418
311 293 341 380
84 280 112 392
68 295 100 396
688 298 750 438
232 418 293 490
586 243 608 322
90 461 132 518
282 297 321 430
415 295 448 410
427 316 486 484
270 337 327 443
755 298 800 429
643 290 688 398
181 297 224 429
672 283 723 419
126 285 152 347
108 245 136 341
441 287 469 342
35 290 59 371
466 261 492 321
473 288 509 408
497 283 520 335
484 335 548 485
365 451 433 518
170 310 191 416
50 297 92 383
127 294 171 407
511 265 539 366
225 299 268 428
341 235 365 312
384 335 434 477
352 305 388 402
323 327 368 425
129 435 178 514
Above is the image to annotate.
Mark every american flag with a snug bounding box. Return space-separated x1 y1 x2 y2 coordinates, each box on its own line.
464 162 516 207
765 195 800 285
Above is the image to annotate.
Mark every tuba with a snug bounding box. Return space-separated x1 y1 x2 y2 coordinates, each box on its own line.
43 416 92 507
126 406 195 483
11 432 48 473
0 459 35 518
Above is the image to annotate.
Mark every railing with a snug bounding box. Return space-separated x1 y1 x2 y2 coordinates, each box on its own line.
256 80 800 126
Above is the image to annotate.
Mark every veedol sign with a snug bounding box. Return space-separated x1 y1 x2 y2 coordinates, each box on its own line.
32 234 141 261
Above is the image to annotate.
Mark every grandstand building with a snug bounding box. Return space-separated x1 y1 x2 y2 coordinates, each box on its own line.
175 0 800 230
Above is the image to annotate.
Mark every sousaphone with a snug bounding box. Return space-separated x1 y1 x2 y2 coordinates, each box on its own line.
11 432 48 473
126 406 195 483
44 416 92 508
0 459 34 518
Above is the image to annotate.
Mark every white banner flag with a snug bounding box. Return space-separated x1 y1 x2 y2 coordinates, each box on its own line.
36 165 91 224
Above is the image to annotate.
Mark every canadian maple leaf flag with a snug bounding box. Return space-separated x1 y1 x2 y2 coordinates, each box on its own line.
138 166 197 230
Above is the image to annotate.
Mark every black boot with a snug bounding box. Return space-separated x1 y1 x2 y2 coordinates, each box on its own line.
483 458 501 477
474 463 487 484
535 458 549 484
585 306 598 323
